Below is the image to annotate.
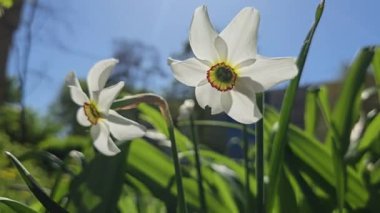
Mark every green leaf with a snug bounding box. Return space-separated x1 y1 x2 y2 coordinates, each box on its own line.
0 197 37 213
357 114 380 152
265 108 369 209
267 1 325 211
126 139 235 212
330 47 375 153
138 103 192 151
0 0 13 8
4 152 68 213
372 47 380 88
304 88 319 135
68 145 127 212
200 150 257 198
277 168 298 213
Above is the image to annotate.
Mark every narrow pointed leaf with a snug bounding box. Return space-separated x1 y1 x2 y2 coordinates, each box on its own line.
0 197 38 213
372 47 380 87
68 145 127 212
329 47 375 153
4 152 68 213
304 88 319 135
267 1 325 211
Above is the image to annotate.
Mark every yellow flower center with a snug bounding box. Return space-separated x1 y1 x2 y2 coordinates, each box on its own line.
207 63 237 91
83 102 101 125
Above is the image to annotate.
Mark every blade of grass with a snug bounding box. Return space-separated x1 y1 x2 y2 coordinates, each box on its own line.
304 88 319 135
4 152 68 213
266 107 369 209
255 93 264 213
114 94 188 213
243 124 251 213
329 47 375 153
0 197 38 213
316 87 345 212
267 1 325 211
372 47 380 100
189 115 207 212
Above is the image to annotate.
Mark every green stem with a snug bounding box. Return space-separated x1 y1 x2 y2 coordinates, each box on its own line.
256 94 264 213
190 115 207 213
243 125 251 213
113 93 188 213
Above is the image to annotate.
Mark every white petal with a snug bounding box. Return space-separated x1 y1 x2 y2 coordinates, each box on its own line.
240 56 298 90
68 86 89 106
87 58 118 96
221 89 262 124
107 110 146 141
91 122 120 156
220 7 259 64
195 80 223 114
66 72 89 105
215 36 228 61
66 71 81 88
169 57 208 86
97 82 124 113
189 6 219 62
236 77 265 94
76 107 91 127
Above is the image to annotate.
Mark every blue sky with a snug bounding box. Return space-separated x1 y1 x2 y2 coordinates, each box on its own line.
7 0 380 113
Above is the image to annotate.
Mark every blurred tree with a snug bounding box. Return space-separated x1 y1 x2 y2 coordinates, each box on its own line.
0 0 22 105
110 40 167 92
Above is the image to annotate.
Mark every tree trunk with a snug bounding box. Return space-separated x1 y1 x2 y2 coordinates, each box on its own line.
0 0 22 104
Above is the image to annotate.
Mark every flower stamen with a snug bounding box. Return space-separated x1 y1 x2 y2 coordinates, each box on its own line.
207 63 237 91
83 102 101 125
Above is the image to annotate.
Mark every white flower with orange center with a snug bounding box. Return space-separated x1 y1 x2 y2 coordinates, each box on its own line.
66 59 146 156
169 6 298 124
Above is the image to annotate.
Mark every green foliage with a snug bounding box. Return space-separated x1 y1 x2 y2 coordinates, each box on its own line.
0 0 13 9
0 105 60 144
0 197 37 213
5 152 68 212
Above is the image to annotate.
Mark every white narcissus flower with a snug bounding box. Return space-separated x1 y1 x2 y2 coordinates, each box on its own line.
169 6 298 124
66 58 146 156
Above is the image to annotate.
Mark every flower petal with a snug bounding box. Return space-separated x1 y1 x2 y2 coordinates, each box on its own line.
169 57 208 87
236 77 265 94
215 36 228 61
91 122 120 156
87 58 118 97
221 89 262 124
107 110 146 141
66 72 89 105
76 107 91 127
240 56 298 90
220 7 259 64
195 80 223 114
66 71 82 88
68 86 89 106
97 81 124 113
189 5 219 62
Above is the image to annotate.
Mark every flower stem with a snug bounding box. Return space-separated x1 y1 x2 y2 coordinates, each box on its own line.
255 93 264 213
243 124 251 213
113 93 188 213
190 115 207 212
